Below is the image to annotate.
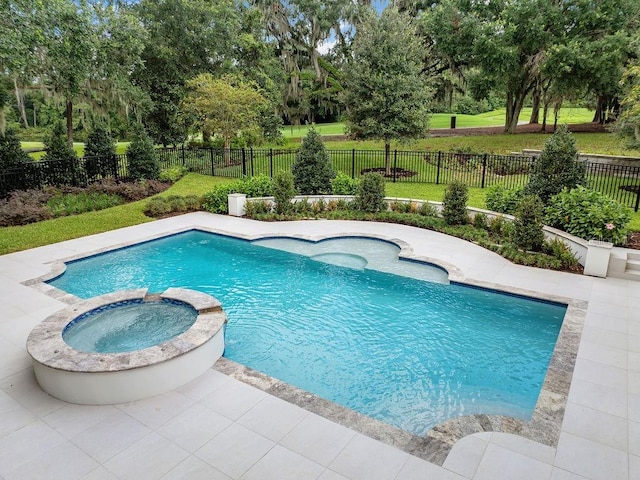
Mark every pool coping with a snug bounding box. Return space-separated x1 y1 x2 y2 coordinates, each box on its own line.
22 225 584 466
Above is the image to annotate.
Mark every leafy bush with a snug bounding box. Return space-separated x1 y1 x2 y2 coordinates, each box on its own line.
472 212 488 230
524 125 586 203
442 181 469 225
272 171 296 214
356 173 386 212
513 195 545 251
143 195 202 218
236 174 273 197
244 199 272 216
159 166 189 183
84 125 116 180
485 185 524 214
47 192 122 217
127 128 160 180
545 186 631 245
418 202 439 217
331 172 360 195
292 129 335 194
202 184 237 214
543 238 580 270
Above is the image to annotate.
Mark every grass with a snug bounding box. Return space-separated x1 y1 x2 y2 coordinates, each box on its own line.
1 173 638 256
282 107 596 138
24 142 130 160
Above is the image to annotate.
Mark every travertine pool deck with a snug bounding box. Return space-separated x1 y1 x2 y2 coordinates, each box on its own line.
0 212 638 479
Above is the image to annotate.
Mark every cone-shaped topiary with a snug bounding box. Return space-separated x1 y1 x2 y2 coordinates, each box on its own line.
356 172 386 212
85 125 117 180
513 195 545 251
442 181 469 225
0 128 30 168
524 125 585 203
42 122 80 186
292 129 335 194
273 170 296 214
126 126 159 180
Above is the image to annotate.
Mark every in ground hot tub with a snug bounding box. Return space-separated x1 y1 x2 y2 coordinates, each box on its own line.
27 288 226 405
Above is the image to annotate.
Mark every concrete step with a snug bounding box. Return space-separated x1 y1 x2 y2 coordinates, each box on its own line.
625 258 640 272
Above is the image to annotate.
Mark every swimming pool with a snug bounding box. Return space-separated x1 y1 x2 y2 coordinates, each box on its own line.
49 230 566 435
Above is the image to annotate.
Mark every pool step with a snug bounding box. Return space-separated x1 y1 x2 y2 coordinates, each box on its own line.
624 251 640 276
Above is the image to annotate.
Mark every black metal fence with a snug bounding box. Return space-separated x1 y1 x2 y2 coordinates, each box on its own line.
2 147 640 211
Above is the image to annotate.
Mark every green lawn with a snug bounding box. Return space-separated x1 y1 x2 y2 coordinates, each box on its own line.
24 142 130 159
282 107 596 138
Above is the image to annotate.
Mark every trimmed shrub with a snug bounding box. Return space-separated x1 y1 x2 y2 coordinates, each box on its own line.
485 185 524 215
513 195 545 251
0 128 30 168
236 174 273 198
472 212 488 230
46 192 122 217
442 181 469 225
292 129 335 194
331 172 360 195
84 125 116 180
126 128 160 180
159 166 188 183
418 202 439 217
545 186 631 245
272 171 296 214
202 183 237 214
42 122 80 186
524 125 586 203
356 173 386 212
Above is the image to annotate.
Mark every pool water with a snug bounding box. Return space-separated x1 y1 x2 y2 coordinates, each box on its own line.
62 300 197 353
50 230 565 435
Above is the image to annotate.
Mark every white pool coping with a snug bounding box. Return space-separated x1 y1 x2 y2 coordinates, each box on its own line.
0 212 638 480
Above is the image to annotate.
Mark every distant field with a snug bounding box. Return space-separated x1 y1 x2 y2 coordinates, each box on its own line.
23 142 130 159
282 107 595 138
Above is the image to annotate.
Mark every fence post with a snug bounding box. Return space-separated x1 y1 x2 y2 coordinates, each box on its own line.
250 147 254 177
270 149 274 178
242 148 247 176
351 149 355 179
393 150 398 183
481 153 488 188
436 151 442 184
181 145 186 167
209 147 215 176
635 187 640 213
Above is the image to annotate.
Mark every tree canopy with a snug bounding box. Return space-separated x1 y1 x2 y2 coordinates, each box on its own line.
342 7 431 173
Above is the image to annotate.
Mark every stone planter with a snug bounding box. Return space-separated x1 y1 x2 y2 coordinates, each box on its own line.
583 240 613 277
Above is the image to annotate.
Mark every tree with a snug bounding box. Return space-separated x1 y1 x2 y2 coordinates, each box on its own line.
126 127 159 180
618 61 640 148
292 129 335 194
133 0 240 145
42 121 80 185
183 73 267 162
84 125 116 180
513 195 545 252
524 125 586 203
342 7 431 175
0 128 30 168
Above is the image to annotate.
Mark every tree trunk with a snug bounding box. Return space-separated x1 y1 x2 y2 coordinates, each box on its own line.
530 83 541 124
593 96 605 124
505 92 526 133
541 100 549 132
13 78 29 128
223 137 231 166
66 99 74 147
384 142 391 176
202 128 211 144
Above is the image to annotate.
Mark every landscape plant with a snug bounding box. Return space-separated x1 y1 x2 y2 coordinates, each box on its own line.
545 186 632 245
291 129 335 194
513 195 545 251
42 122 80 185
272 170 296 214
330 172 360 195
126 127 160 180
485 185 524 215
442 181 469 225
356 173 386 213
524 125 586 203
84 125 117 180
